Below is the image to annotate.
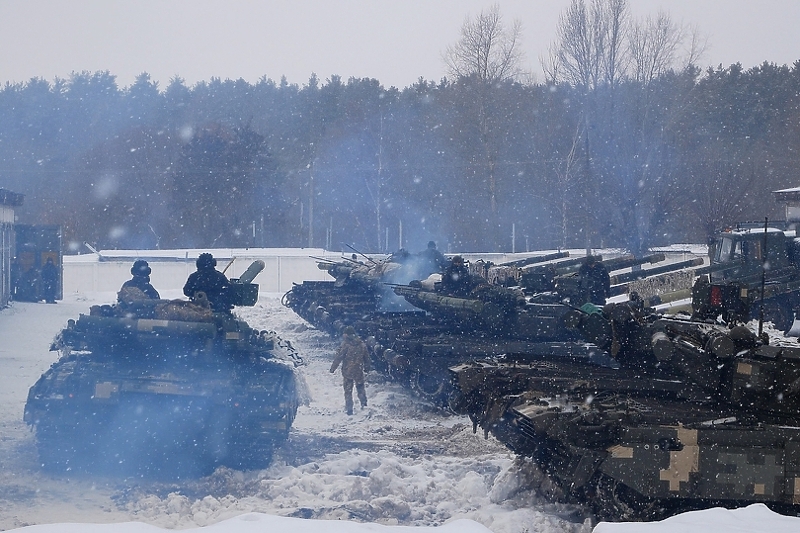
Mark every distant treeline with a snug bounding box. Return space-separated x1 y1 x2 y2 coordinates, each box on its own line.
2 63 800 253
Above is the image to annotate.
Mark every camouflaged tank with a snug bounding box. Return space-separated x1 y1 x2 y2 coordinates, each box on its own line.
450 300 800 521
24 261 304 477
282 250 446 336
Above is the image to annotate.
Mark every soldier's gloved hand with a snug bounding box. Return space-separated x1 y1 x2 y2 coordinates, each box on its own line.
329 369 335 373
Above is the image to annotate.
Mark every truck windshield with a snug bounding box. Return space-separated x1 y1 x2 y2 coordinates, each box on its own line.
715 236 736 263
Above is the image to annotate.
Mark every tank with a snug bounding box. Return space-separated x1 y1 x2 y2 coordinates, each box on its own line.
449 300 800 521
282 251 431 335
285 251 702 409
24 261 304 477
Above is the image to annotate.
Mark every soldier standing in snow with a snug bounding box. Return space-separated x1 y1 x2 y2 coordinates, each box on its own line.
40 257 59 304
330 326 371 415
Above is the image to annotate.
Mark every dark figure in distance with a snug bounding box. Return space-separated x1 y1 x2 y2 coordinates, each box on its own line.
184 253 232 312
118 260 160 303
441 255 474 296
10 258 20 300
330 326 371 415
417 240 448 277
577 255 611 306
40 257 59 304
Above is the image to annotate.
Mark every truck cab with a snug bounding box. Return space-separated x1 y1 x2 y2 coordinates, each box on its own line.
693 224 800 332
710 227 796 284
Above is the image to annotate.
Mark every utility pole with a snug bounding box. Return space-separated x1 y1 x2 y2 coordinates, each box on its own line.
308 144 315 248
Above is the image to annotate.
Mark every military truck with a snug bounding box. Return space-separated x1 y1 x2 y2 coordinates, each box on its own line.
692 222 800 332
24 261 304 477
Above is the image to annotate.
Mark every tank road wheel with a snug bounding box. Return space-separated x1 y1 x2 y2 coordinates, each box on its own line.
587 473 661 522
412 371 447 404
35 425 89 472
758 300 795 333
223 437 274 470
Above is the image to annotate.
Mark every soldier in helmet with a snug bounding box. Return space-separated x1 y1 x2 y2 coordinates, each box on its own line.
118 259 160 303
183 253 232 312
330 326 371 415
577 254 611 306
441 255 474 296
417 240 448 277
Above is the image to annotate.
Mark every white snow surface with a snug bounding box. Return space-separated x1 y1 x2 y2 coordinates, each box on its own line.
1 290 798 533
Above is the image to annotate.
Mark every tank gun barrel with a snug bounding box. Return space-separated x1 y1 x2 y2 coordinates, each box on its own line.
609 257 703 285
602 253 665 273
692 261 736 276
345 243 378 265
393 285 484 313
641 288 693 307
541 254 634 278
239 260 265 284
498 251 569 268
521 255 597 275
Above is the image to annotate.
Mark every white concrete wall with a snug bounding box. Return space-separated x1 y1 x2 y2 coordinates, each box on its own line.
63 251 336 295
61 249 546 296
62 248 704 298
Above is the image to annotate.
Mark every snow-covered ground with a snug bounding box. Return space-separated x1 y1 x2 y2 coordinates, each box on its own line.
1 291 798 533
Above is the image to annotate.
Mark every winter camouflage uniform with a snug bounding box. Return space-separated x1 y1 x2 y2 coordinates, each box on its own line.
330 328 371 415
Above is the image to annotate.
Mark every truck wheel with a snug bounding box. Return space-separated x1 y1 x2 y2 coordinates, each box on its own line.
759 301 795 333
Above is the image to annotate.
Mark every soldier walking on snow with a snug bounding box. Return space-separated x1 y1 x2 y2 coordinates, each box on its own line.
330 326 371 415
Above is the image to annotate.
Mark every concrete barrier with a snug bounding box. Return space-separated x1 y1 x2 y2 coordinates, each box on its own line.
62 247 707 297
63 248 337 295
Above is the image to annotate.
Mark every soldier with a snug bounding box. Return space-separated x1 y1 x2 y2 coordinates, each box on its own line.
441 255 473 296
329 326 371 415
183 253 232 312
118 260 160 303
40 257 59 304
577 255 611 306
417 240 448 277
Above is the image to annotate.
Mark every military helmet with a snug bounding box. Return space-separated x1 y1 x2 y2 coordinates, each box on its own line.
343 326 356 336
427 240 436 249
452 255 464 265
131 259 151 276
197 253 217 269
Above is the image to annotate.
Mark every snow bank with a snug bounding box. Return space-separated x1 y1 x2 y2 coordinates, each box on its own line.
10 513 492 533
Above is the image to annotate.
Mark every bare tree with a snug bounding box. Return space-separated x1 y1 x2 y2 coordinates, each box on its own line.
443 4 523 84
552 0 629 89
553 0 599 88
629 12 683 84
598 0 629 89
442 4 525 246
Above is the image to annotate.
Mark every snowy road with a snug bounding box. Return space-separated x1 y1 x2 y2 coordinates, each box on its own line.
0 292 588 533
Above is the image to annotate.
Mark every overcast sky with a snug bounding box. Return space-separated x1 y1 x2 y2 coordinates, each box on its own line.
1 0 799 90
